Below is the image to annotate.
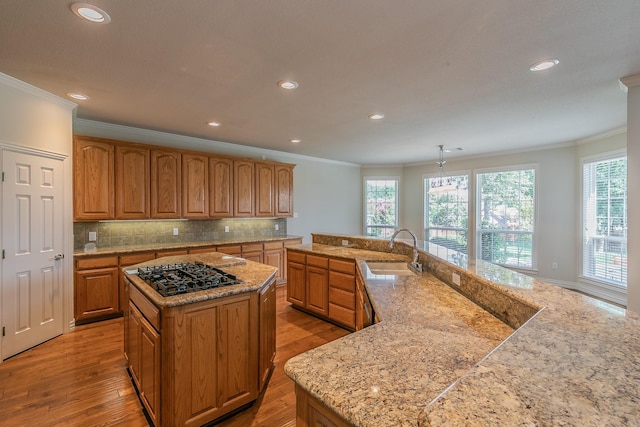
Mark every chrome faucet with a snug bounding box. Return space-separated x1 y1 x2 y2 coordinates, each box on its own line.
388 228 423 273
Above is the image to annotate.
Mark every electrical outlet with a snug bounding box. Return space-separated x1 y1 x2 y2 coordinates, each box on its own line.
173 227 179 236
88 231 97 242
293 212 298 218
552 262 558 269
224 226 230 233
452 272 461 286
342 240 349 247
275 224 279 231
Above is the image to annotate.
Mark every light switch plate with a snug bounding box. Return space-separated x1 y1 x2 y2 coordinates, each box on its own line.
224 226 230 233
275 224 279 231
452 272 461 286
88 231 97 242
173 227 179 236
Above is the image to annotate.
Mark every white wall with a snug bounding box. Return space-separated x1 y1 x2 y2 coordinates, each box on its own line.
74 119 362 243
0 73 76 333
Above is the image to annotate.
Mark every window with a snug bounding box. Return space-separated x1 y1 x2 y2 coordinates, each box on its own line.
364 178 398 238
477 168 535 269
424 174 469 253
582 155 627 286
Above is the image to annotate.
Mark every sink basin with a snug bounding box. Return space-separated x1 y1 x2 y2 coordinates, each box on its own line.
366 262 415 276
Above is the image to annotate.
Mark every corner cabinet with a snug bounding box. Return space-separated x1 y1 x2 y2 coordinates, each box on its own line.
275 164 294 217
73 136 115 220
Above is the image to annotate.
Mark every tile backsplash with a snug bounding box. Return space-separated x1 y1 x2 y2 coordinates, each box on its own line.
74 218 287 250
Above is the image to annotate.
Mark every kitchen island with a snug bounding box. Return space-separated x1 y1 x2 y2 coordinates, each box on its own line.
124 252 278 427
284 234 640 426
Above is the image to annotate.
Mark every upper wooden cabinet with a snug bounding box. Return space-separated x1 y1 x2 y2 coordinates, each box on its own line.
275 164 294 217
150 149 181 218
116 145 150 219
234 160 254 217
255 162 275 217
73 135 294 219
181 153 209 218
209 156 233 218
73 136 115 220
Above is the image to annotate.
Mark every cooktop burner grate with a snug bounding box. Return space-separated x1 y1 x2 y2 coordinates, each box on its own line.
137 261 243 297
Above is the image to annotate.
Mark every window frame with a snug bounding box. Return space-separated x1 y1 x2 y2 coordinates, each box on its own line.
363 176 400 238
423 171 471 254
475 164 539 272
580 150 627 288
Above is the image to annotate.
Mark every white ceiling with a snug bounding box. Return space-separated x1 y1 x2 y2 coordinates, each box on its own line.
1 1 639 165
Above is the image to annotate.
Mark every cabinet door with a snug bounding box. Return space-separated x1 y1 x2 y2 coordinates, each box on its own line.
275 164 294 217
151 149 181 218
74 267 119 323
287 261 306 306
306 265 328 316
115 145 150 219
182 153 209 218
73 136 114 220
259 280 276 391
255 162 275 217
234 160 254 217
140 314 161 426
264 249 284 283
128 302 142 389
209 156 234 218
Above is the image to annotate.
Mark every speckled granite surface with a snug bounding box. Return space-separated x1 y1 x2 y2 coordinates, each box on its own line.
123 252 277 308
285 234 640 426
73 235 302 257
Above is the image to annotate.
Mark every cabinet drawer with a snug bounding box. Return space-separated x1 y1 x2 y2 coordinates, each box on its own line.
120 252 155 267
242 243 263 253
217 245 241 256
287 250 306 264
329 259 355 274
307 255 328 268
188 246 217 254
129 283 160 332
329 287 355 310
284 238 303 247
156 249 188 258
329 303 355 329
263 241 284 250
329 271 355 292
76 256 119 270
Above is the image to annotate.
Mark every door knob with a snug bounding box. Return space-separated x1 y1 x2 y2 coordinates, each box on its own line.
54 253 65 260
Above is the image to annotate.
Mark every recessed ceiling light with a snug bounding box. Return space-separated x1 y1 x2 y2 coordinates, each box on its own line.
70 3 111 23
369 113 385 120
278 80 299 90
529 59 559 72
290 139 302 144
207 121 221 127
67 92 90 100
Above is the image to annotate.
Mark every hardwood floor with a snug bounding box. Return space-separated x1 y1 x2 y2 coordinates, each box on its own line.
0 285 349 427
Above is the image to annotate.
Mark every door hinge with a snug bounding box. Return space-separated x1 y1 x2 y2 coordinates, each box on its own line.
1 171 4 182
1 249 4 259
2 326 5 337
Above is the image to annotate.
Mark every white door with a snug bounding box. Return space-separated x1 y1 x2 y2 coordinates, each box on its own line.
1 149 64 360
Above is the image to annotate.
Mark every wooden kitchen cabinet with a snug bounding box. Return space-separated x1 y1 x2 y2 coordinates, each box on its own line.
217 245 242 257
328 259 356 330
181 153 209 218
259 279 277 391
255 161 275 217
264 241 284 284
234 160 254 217
306 255 329 316
295 384 351 427
74 256 119 324
115 144 150 219
275 164 294 217
287 250 306 306
209 156 234 218
242 243 264 264
151 149 181 218
73 136 115 220
128 286 161 427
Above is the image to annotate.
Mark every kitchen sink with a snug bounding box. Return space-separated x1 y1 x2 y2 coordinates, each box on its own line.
365 261 415 276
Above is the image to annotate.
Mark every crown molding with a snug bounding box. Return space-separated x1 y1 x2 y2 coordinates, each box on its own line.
620 72 640 89
73 118 360 168
0 72 77 111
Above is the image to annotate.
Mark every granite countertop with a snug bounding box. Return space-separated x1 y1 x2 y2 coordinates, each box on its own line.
284 235 640 426
124 252 278 308
73 235 303 257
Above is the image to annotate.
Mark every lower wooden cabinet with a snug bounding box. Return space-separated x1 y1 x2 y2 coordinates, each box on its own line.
74 256 119 324
295 384 352 427
125 276 274 427
264 241 284 284
287 253 306 306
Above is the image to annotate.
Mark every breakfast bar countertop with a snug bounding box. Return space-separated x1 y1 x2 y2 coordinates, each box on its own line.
284 234 640 426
